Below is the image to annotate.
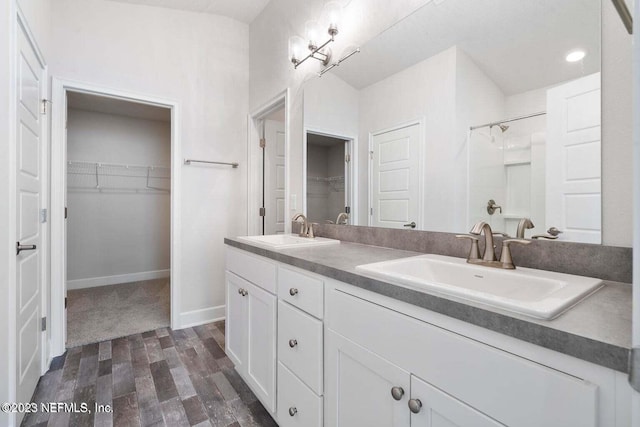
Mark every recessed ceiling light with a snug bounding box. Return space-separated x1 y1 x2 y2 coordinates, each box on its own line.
566 50 586 63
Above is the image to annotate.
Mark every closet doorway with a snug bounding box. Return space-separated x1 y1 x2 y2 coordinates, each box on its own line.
64 92 172 347
304 132 354 225
50 80 181 355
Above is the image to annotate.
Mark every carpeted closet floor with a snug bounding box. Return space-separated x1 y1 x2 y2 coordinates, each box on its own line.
67 279 170 348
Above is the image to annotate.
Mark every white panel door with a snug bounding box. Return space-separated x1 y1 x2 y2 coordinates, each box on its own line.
546 73 601 243
225 272 248 371
246 281 277 413
15 22 45 408
410 375 505 427
325 329 410 427
265 119 285 235
371 124 420 229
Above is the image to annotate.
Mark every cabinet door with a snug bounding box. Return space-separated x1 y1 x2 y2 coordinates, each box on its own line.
325 329 410 427
225 272 248 371
246 281 277 412
410 375 504 427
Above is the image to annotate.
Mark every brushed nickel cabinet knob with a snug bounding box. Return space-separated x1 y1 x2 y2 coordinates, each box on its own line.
390 386 404 401
289 339 298 348
408 398 422 414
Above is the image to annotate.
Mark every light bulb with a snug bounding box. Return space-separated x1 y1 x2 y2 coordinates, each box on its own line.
288 36 305 64
305 20 321 50
565 49 586 63
324 1 342 36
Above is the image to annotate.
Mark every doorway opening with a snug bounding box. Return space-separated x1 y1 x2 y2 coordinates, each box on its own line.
247 91 289 236
63 92 172 347
50 80 181 357
304 131 354 225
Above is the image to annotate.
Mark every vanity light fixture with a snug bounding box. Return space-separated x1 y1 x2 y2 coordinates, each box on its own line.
289 1 345 69
565 49 586 63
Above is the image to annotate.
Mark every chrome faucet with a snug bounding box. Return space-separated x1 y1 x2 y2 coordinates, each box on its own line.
457 221 531 269
292 213 315 238
336 212 349 225
516 218 534 239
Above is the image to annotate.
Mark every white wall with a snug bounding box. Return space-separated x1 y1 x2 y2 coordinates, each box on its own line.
50 0 249 324
66 109 171 288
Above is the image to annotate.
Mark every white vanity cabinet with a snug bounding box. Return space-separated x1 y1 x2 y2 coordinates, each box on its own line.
324 283 618 427
225 248 277 414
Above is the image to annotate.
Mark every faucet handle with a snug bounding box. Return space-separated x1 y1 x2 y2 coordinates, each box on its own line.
456 235 480 261
500 239 531 269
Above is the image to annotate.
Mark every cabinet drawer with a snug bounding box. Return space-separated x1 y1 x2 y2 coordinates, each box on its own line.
277 362 323 427
226 246 276 293
278 300 323 394
278 266 323 318
327 288 598 427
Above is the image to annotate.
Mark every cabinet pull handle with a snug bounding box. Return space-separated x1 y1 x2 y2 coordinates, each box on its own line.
289 339 298 348
289 288 298 296
288 407 297 416
390 386 404 401
408 398 422 414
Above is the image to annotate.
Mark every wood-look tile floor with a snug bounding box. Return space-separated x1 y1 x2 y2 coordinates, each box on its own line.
22 321 278 427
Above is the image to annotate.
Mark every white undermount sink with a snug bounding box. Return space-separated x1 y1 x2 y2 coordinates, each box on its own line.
237 234 340 250
355 254 603 320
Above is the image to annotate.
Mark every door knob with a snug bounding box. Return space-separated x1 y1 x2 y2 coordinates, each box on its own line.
390 386 404 401
16 242 37 255
289 288 298 296
408 398 422 414
403 222 416 229
289 339 298 348
288 407 297 416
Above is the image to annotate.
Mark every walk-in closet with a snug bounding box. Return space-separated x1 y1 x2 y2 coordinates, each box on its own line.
65 92 172 347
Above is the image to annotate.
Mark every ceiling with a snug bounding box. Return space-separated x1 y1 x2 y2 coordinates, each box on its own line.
332 0 600 95
67 91 171 122
106 0 271 23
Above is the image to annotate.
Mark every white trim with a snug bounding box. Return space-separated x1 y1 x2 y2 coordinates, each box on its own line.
367 118 426 229
632 0 640 416
303 127 358 224
50 78 181 357
66 269 170 290
247 90 290 235
180 305 225 328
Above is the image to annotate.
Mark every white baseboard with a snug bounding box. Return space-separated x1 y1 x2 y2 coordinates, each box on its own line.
180 305 226 329
66 269 170 290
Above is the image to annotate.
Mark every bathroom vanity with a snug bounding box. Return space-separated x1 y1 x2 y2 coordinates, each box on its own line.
224 237 632 427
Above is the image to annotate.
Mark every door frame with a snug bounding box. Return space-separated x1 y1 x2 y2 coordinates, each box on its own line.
303 128 358 224
367 118 425 229
50 79 182 357
632 0 640 418
247 89 290 235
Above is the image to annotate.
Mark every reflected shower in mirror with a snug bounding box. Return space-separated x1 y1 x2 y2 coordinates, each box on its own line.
302 0 601 243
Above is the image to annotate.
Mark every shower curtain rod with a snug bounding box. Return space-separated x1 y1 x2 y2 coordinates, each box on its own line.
469 111 546 131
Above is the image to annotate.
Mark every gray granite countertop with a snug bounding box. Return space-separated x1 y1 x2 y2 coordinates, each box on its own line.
224 238 632 373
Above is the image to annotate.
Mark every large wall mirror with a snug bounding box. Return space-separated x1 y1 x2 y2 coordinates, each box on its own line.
302 0 602 244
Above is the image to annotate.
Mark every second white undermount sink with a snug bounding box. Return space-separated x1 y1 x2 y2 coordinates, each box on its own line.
237 234 340 250
355 254 603 320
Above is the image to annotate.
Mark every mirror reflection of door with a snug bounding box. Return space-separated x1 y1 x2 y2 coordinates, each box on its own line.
263 108 286 235
370 124 421 229
306 133 351 225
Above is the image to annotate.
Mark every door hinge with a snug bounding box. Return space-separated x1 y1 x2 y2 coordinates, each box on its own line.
40 208 47 223
41 99 50 115
370 208 373 215
65 207 68 219
259 207 266 217
345 153 351 163
65 297 68 309
41 317 46 332
260 138 266 148
345 206 351 214
630 347 640 392
370 151 374 160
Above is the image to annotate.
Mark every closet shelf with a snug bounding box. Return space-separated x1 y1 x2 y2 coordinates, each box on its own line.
67 161 171 193
307 175 345 182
